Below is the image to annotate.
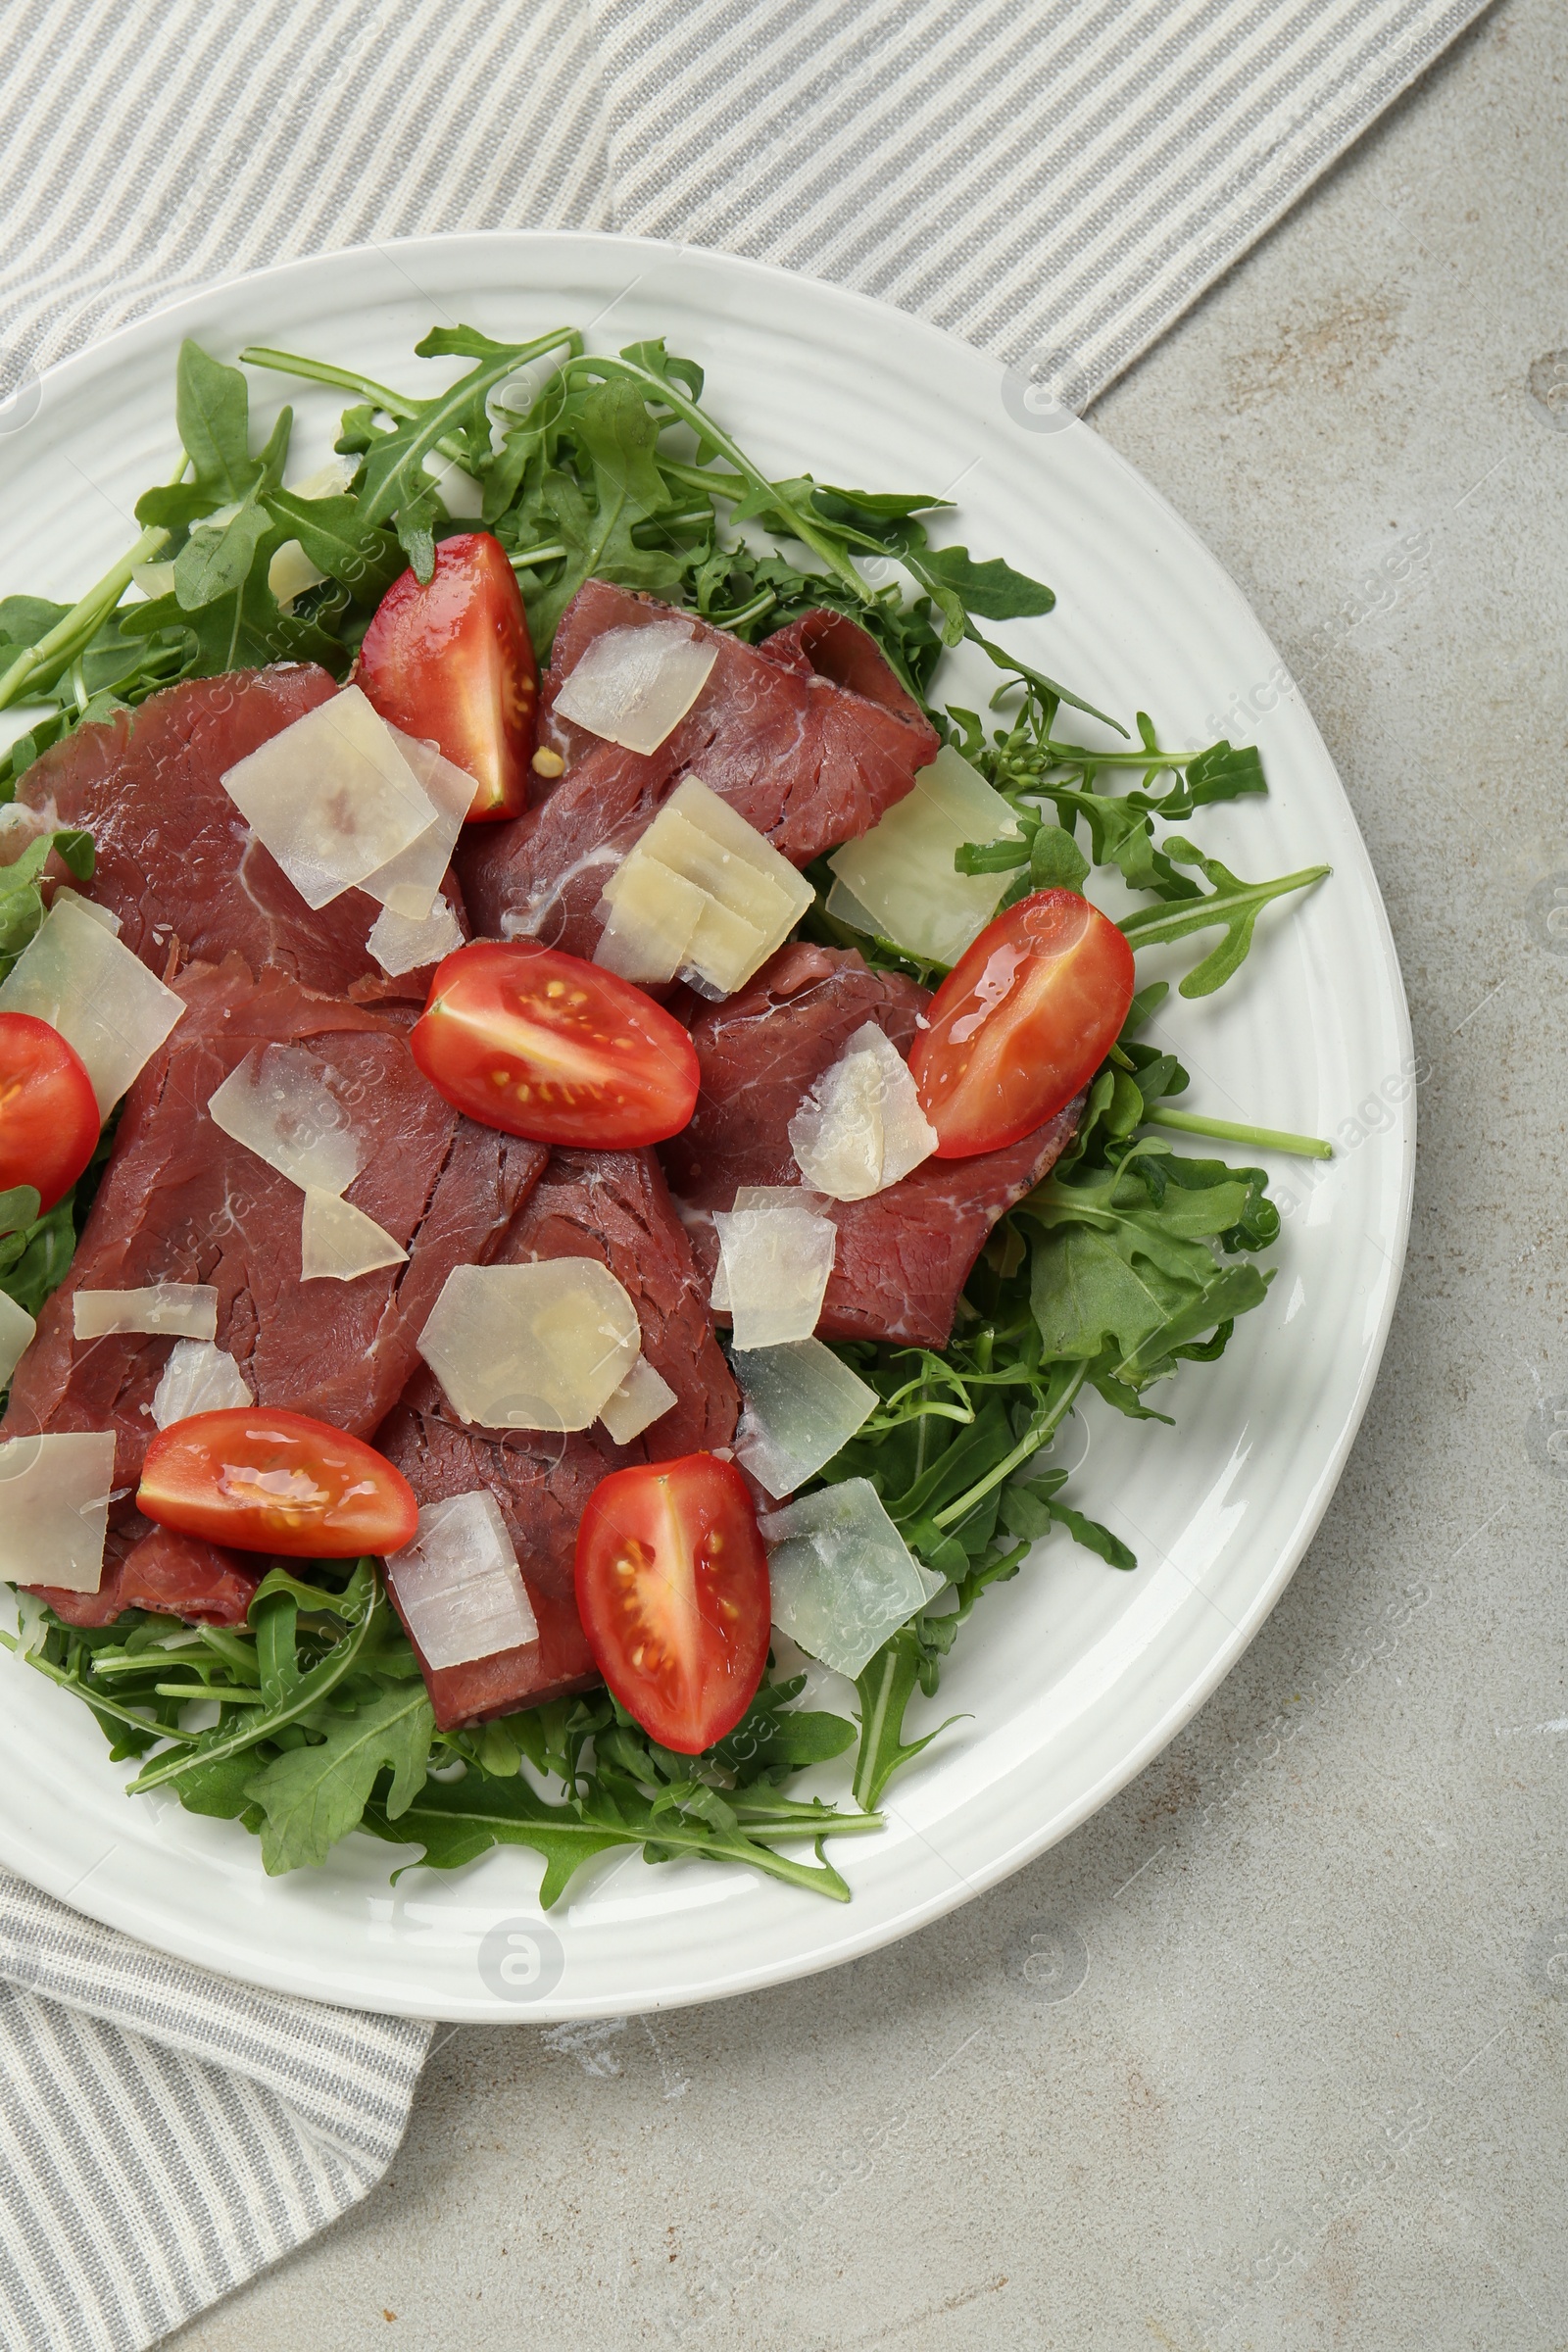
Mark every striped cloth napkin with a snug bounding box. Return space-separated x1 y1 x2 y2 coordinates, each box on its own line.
0 3 1489 2346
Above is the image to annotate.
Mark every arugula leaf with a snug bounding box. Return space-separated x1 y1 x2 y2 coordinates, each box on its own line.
173 339 260 505
1118 840 1331 997
854 1625 961 1809
263 488 404 602
173 489 272 612
244 1681 434 1874
361 1765 639 1904
998 1471 1135 1568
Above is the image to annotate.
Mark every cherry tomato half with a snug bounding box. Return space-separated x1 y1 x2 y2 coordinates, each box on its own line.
412 941 700 1149
356 531 537 821
0 1010 100 1210
575 1454 770 1754
910 889 1136 1158
137 1408 418 1558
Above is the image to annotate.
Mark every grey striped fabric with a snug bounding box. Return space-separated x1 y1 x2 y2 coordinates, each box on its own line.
588 0 1494 402
0 2 1488 2346
0 1875 430 2352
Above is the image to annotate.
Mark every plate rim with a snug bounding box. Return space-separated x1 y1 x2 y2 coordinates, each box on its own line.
0 227 1415 2019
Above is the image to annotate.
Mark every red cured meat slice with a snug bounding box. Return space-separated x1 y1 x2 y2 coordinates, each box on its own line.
4 956 547 1508
377 1148 740 1719
14 666 464 999
661 944 1084 1348
458 582 937 957
35 1520 261 1629
384 1585 597 1733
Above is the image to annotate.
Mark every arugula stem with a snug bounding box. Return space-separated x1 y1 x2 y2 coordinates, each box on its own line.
127 1568 380 1791
928 1364 1089 1530
508 542 567 570
0 521 172 710
1146 1107 1332 1159
239 347 423 420
564 356 869 601
0 1631 199 1741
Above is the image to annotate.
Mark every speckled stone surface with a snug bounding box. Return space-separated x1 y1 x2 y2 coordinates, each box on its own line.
171 4 1568 2344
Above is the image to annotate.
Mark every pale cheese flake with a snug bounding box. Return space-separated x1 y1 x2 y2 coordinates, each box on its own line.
760 1477 945 1679
0 1430 117 1594
385 1491 539 1670
368 894 465 977
207 1045 361 1198
827 744 1023 965
151 1340 254 1428
711 1185 837 1350
598 1354 677 1446
417 1260 642 1432
554 620 718 755
74 1285 219 1343
299 1189 408 1283
731 1338 877 1499
594 777 811 997
358 732 478 922
219 684 437 909
0 897 184 1115
788 1022 937 1201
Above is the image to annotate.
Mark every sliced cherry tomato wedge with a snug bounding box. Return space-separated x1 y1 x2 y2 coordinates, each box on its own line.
575 1454 769 1754
137 1407 418 1558
0 1010 99 1210
411 940 700 1149
910 888 1136 1158
355 531 537 821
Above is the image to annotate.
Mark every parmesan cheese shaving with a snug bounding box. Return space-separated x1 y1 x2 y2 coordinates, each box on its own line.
732 1338 877 1499
74 1285 219 1344
0 896 184 1115
368 894 465 977
220 684 438 909
151 1340 254 1428
267 540 328 611
299 1189 409 1283
554 620 717 755
760 1478 945 1678
385 1491 538 1670
0 1430 117 1594
595 777 812 997
827 744 1024 965
788 1022 937 1200
0 1292 35 1391
358 732 478 922
207 1044 361 1198
417 1260 643 1432
598 1353 677 1445
711 1186 837 1350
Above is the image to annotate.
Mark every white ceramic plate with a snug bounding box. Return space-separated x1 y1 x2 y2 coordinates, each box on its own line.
0 234 1412 2022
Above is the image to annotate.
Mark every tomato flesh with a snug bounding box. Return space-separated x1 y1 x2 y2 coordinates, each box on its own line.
575 1454 770 1754
910 889 1136 1158
412 940 700 1149
137 1407 418 1558
0 1010 100 1210
356 531 537 821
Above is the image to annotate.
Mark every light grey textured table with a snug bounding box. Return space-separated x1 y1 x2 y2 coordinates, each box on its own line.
171 4 1568 2344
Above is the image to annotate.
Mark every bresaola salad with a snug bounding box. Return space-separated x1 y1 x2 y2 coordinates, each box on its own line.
0 328 1330 1900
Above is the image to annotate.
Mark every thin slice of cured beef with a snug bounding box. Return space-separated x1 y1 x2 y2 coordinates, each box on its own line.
14 665 464 999
661 944 1084 1348
458 582 938 957
376 1148 741 1725
34 1520 261 1629
4 956 547 1516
